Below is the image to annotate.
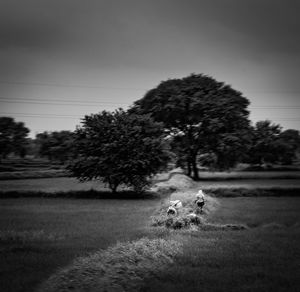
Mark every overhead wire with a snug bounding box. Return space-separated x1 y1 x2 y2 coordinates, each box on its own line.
0 96 299 109
0 112 299 122
0 98 128 106
0 81 147 90
0 80 300 93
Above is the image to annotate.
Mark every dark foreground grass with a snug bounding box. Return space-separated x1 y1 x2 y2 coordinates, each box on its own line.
38 238 182 292
143 229 300 292
0 197 162 292
142 197 300 292
1 195 300 292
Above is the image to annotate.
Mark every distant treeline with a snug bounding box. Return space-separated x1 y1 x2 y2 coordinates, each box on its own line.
1 74 300 190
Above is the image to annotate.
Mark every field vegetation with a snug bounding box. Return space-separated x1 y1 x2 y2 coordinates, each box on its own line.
142 196 300 292
1 175 300 195
0 158 68 180
0 196 163 292
0 191 299 292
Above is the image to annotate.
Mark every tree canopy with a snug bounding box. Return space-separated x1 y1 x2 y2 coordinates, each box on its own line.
246 120 282 165
35 131 75 163
278 129 300 164
130 74 251 178
246 121 300 166
68 110 170 193
0 117 29 159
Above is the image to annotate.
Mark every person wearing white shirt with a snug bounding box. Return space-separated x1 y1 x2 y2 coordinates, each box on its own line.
195 189 205 213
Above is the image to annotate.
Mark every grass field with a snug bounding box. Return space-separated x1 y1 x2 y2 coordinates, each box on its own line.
142 197 300 292
0 177 108 193
0 197 162 292
0 194 299 292
1 177 300 194
0 158 68 180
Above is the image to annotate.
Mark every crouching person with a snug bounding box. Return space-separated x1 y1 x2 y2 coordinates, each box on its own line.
167 200 182 216
195 189 205 214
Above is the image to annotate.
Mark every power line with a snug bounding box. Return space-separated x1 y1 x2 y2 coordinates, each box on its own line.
0 97 128 105
0 112 81 119
1 80 300 93
0 81 147 91
0 97 300 109
0 98 128 106
0 112 299 122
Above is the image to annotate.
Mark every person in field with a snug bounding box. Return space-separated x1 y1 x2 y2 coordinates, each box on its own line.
195 189 205 213
167 200 182 216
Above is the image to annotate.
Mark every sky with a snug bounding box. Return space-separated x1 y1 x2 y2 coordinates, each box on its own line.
0 0 299 137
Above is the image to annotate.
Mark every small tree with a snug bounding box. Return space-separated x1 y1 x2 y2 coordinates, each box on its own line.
68 110 170 193
0 117 29 160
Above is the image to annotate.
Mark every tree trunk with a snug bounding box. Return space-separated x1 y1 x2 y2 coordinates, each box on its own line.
191 154 199 180
111 185 118 193
108 181 119 193
187 159 192 177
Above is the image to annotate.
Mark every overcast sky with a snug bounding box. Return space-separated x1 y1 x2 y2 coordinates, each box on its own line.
1 0 299 136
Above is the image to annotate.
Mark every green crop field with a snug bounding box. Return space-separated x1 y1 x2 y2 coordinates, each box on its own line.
143 196 300 292
0 197 162 292
0 177 108 193
0 194 299 292
1 176 300 194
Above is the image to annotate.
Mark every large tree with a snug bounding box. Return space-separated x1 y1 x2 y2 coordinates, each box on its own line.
130 74 251 178
68 110 170 193
0 117 29 159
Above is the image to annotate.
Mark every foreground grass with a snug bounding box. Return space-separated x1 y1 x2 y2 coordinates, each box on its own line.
38 238 182 292
1 194 299 292
0 197 162 292
142 197 300 292
143 228 300 292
